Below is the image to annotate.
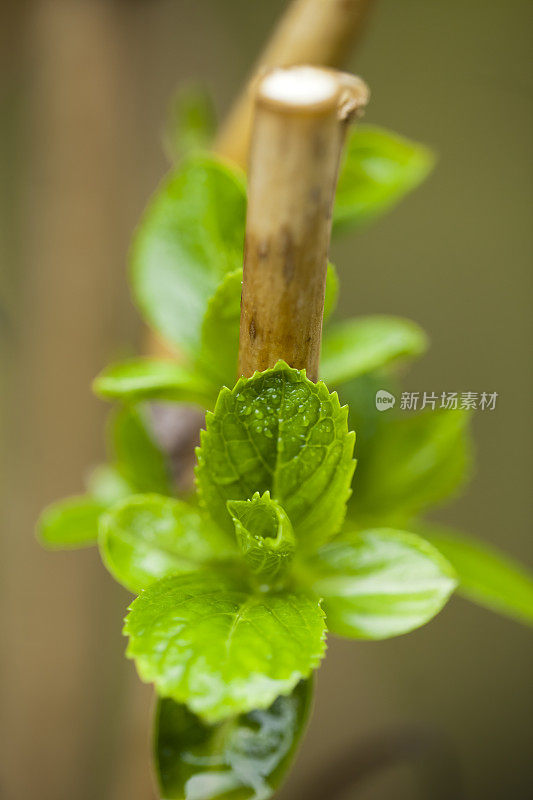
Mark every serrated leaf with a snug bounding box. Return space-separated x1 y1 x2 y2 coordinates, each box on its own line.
196 362 355 549
154 680 313 800
303 528 457 639
164 82 216 162
333 125 435 234
131 155 246 356
99 494 236 594
354 409 472 525
37 496 105 549
125 571 326 722
228 492 296 587
198 264 340 390
93 358 215 408
110 405 171 495
423 526 533 627
320 316 428 387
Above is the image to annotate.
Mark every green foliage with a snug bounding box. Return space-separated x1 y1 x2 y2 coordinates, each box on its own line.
125 571 326 722
164 83 216 162
424 526 533 627
99 494 235 594
301 528 457 639
320 315 428 386
196 362 355 548
333 125 435 233
94 358 214 407
198 269 242 388
86 464 134 506
110 405 171 495
228 492 296 587
354 409 472 525
131 155 246 357
38 496 105 549
154 680 313 800
39 84 531 800
38 464 134 551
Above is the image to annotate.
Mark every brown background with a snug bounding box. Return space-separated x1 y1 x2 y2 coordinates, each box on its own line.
1 1 532 798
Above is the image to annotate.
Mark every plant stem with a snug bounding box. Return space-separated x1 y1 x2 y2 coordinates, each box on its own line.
215 0 374 168
238 66 368 381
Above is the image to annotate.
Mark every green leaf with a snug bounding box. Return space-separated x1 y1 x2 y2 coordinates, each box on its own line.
154 680 313 800
125 571 326 722
196 362 355 549
164 83 216 162
423 526 533 627
320 315 428 387
333 125 435 233
110 405 171 495
86 464 135 506
38 496 105 549
228 492 296 587
131 155 246 356
302 528 457 639
323 263 340 322
93 358 214 407
198 269 242 388
99 494 236 594
354 409 472 525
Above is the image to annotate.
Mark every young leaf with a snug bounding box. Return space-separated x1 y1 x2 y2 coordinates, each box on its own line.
38 496 105 549
93 358 215 408
196 362 355 548
320 316 428 387
333 125 435 234
99 494 236 594
423 526 533 627
131 155 246 356
110 405 171 495
154 680 313 800
228 492 296 586
302 528 457 639
354 409 472 525
198 269 242 388
164 82 216 162
125 571 326 722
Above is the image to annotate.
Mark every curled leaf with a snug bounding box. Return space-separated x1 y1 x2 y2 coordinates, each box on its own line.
228 492 296 586
154 680 313 800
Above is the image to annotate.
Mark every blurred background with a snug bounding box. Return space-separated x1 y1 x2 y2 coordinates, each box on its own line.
1 1 532 798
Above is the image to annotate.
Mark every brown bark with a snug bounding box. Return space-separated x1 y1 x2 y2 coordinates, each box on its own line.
238 67 368 381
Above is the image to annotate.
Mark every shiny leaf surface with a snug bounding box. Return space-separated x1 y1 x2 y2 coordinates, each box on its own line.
196 362 355 548
125 571 326 721
154 680 313 800
99 494 235 594
94 358 214 407
303 528 457 639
